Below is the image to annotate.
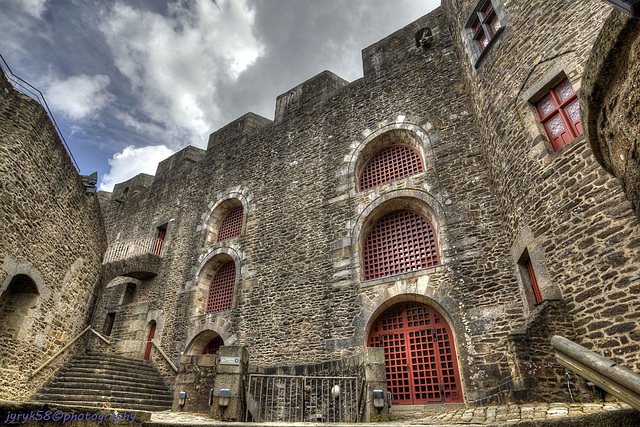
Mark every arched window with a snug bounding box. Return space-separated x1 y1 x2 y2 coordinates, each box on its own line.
359 145 424 191
216 206 243 242
202 336 223 355
206 261 236 313
363 210 440 280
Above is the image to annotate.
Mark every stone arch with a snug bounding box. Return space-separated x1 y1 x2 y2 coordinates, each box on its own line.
364 294 465 404
347 122 436 193
0 274 40 339
198 186 254 248
191 247 243 316
184 329 225 355
352 192 449 281
1 258 48 341
361 293 460 346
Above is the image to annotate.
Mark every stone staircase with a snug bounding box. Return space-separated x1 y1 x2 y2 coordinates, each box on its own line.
35 352 173 411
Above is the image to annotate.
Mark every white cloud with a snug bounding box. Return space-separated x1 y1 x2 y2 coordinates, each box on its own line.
9 0 48 18
46 74 115 120
99 0 263 147
99 145 175 192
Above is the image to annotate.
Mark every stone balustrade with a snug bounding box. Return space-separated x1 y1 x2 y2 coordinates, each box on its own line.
103 237 166 264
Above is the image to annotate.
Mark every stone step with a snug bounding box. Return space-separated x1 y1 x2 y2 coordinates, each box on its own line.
36 389 172 404
35 399 171 412
35 352 174 412
55 367 167 384
39 378 170 394
67 358 159 373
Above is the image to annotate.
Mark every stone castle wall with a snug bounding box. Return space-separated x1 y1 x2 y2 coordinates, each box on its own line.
0 69 107 400
96 7 529 403
443 0 640 397
2 0 635 408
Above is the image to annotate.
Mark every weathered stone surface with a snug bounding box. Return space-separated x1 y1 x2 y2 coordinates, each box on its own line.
0 69 107 401
582 9 640 220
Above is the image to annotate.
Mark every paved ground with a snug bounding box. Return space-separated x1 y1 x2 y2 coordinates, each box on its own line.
408 402 632 424
148 401 634 425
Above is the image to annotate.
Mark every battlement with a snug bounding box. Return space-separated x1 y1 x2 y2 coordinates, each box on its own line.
362 10 440 83
155 145 206 179
206 112 272 152
111 173 154 201
274 70 349 123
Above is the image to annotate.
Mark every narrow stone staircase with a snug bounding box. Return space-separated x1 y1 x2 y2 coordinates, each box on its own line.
35 352 173 411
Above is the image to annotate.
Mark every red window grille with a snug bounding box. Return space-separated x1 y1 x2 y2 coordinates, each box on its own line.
368 302 463 404
206 261 235 313
363 210 440 281
359 145 424 191
216 206 243 242
202 336 223 355
526 260 543 304
536 78 583 151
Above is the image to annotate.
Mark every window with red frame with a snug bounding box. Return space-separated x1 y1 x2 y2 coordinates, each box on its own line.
216 206 243 242
202 336 223 355
362 210 440 281
535 78 583 151
470 1 502 52
206 261 235 313
359 145 424 191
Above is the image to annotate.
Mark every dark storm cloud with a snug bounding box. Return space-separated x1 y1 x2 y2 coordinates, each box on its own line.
0 0 438 190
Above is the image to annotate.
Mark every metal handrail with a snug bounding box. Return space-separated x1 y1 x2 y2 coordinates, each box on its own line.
0 52 79 171
552 335 640 411
30 326 108 378
151 339 178 372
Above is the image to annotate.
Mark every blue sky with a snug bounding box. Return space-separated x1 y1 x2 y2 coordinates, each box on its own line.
1 0 439 191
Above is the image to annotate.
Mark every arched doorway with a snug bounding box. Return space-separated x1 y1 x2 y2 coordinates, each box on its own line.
367 302 463 404
144 321 156 360
0 274 39 338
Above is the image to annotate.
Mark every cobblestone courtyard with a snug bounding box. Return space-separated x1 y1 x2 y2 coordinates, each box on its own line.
148 402 634 425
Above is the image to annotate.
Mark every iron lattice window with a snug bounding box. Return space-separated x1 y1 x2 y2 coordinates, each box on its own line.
535 78 583 152
206 261 235 313
216 206 243 242
359 145 424 191
202 336 223 355
362 210 440 281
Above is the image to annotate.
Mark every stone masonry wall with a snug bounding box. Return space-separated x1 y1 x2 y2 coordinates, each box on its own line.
582 9 640 220
96 7 529 404
443 0 640 396
0 69 107 400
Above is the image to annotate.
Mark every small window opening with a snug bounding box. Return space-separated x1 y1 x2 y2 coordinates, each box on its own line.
122 283 136 305
519 250 543 307
104 312 116 336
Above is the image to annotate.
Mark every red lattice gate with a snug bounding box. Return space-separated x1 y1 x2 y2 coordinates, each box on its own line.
368 302 463 404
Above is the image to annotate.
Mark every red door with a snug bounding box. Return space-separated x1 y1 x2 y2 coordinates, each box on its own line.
368 302 463 404
144 322 156 360
154 227 166 256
